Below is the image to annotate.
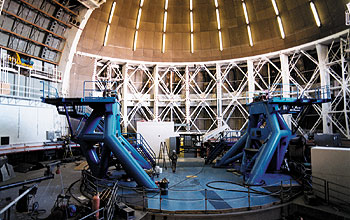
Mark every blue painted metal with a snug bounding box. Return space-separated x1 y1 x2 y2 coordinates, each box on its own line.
42 95 158 189
216 87 331 185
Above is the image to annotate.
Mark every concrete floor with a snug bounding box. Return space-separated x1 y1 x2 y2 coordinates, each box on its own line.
0 160 83 219
0 157 349 220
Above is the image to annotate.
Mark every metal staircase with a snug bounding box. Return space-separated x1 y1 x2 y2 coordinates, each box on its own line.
122 133 156 168
205 131 239 165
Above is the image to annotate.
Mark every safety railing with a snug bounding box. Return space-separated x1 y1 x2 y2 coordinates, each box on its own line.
0 81 48 100
312 176 350 211
116 179 299 213
0 184 38 220
122 133 156 166
221 130 241 143
40 81 59 99
83 81 119 99
0 55 62 82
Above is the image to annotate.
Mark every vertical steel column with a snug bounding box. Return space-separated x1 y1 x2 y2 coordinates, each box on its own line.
122 64 129 133
216 63 223 128
185 65 191 131
280 53 291 128
316 44 333 134
247 59 254 103
153 65 159 121
341 39 350 138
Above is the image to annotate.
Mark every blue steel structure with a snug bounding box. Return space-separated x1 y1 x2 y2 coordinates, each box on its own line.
42 96 158 189
216 88 331 185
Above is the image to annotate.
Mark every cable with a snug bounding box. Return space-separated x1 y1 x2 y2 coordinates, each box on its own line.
168 162 206 189
206 180 282 196
67 178 89 207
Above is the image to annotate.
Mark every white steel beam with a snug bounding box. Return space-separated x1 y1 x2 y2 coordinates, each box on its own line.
247 59 255 103
340 39 350 138
122 64 129 133
185 65 190 131
316 44 333 134
216 63 223 127
153 65 159 121
280 53 291 128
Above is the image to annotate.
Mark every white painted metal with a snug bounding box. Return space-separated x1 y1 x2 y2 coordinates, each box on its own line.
280 53 292 128
82 30 350 139
316 44 333 134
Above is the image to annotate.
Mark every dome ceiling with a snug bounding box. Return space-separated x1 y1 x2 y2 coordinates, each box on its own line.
77 0 347 62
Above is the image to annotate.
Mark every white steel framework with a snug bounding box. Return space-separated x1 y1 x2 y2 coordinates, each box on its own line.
77 30 350 139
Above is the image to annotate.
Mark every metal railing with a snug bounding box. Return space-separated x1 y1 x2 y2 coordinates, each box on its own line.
40 81 59 98
122 133 156 166
83 81 119 99
312 176 350 211
116 179 298 213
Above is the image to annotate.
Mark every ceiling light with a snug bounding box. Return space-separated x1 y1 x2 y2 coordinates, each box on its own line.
165 0 168 10
136 8 142 29
108 2 116 24
277 16 285 39
214 0 218 8
216 8 221 30
140 0 144 7
133 31 138 51
163 11 167 32
219 30 223 51
190 0 193 10
310 1 321 27
162 33 166 53
271 0 279 15
191 33 194 53
242 2 249 24
247 25 253 46
190 11 193 32
103 25 110 46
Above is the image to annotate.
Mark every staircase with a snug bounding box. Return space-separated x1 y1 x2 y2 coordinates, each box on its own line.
205 130 239 165
122 133 156 168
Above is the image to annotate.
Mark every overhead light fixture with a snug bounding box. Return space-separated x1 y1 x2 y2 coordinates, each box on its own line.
271 0 279 15
270 0 285 39
103 2 116 47
190 33 194 53
165 0 168 10
190 11 193 32
310 1 321 27
242 0 253 46
216 9 221 30
347 2 350 12
247 25 253 46
133 31 138 51
162 0 168 53
277 16 285 39
214 0 222 51
219 30 223 51
103 25 110 46
133 0 144 51
163 11 167 32
136 8 142 29
162 33 166 53
108 2 116 24
242 2 249 24
190 0 194 53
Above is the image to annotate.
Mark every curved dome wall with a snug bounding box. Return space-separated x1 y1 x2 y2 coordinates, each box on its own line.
77 0 347 62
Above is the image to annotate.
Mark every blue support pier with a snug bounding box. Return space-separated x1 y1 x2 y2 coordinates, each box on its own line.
216 91 331 185
42 96 158 190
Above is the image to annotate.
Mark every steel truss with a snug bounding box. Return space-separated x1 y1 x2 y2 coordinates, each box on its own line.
78 30 350 139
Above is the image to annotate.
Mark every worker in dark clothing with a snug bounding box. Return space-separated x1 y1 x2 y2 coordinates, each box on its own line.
169 150 178 173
